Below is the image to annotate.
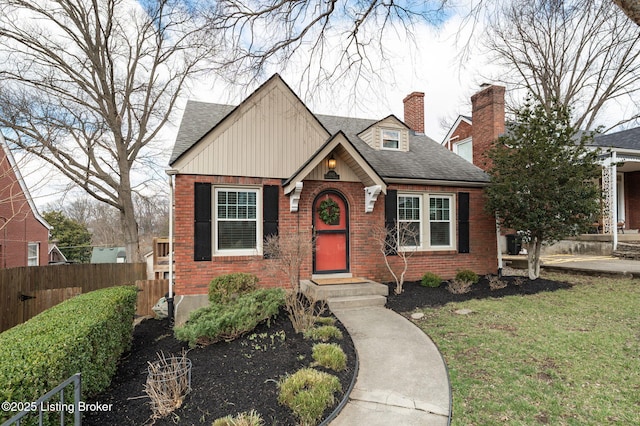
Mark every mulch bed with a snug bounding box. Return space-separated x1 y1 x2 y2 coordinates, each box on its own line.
83 309 356 426
385 275 573 313
84 274 572 425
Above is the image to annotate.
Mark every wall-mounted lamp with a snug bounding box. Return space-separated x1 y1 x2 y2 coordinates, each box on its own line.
324 154 340 180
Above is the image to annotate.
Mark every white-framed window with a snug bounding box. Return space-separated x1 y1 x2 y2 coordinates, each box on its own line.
214 187 261 255
398 195 422 249
382 129 400 150
397 193 455 251
27 242 39 266
429 195 453 247
453 138 473 163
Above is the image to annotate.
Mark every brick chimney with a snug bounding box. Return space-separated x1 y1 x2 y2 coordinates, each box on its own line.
403 92 425 134
471 84 505 170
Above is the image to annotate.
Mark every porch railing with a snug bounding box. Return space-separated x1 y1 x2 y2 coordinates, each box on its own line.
3 373 81 426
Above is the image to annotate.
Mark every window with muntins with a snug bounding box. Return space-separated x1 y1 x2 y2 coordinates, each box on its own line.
382 129 400 149
397 193 455 250
215 189 259 254
27 242 39 266
398 195 421 248
429 196 452 247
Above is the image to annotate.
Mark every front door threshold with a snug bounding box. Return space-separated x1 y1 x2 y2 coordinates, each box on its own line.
311 273 353 279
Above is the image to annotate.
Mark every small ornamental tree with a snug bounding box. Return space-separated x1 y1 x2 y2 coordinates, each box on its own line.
485 99 601 280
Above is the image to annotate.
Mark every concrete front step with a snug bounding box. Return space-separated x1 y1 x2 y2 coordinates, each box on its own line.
300 279 389 310
300 280 388 300
327 295 387 310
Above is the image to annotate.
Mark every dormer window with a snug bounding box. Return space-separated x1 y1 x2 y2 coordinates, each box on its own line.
382 129 400 150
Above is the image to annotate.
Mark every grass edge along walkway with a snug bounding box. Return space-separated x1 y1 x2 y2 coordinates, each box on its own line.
418 272 640 425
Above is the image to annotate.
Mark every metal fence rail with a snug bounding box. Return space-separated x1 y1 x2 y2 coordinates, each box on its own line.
2 373 81 426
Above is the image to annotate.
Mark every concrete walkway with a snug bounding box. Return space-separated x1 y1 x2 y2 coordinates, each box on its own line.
540 254 640 277
329 306 450 426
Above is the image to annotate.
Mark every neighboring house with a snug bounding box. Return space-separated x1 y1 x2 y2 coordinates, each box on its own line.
168 74 499 316
90 247 126 263
48 243 68 264
590 128 640 239
144 237 171 280
0 133 51 268
442 84 639 251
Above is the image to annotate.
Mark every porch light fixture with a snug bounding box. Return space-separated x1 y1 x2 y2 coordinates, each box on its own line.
325 154 340 180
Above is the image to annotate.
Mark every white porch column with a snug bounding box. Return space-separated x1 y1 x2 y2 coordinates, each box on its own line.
601 152 618 250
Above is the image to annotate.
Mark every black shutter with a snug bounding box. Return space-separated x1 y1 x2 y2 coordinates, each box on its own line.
194 183 212 261
384 190 398 256
458 192 470 254
263 185 279 258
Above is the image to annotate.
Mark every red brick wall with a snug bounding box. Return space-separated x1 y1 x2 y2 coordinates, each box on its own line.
403 92 425 134
625 171 640 229
471 85 505 171
448 121 473 149
174 175 498 295
0 152 49 268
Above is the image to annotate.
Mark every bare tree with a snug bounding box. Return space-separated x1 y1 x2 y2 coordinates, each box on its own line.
371 221 419 295
614 0 640 26
204 0 450 96
0 0 217 261
263 232 323 333
484 0 640 131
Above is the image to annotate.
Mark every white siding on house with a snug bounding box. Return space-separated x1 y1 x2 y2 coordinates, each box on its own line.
357 116 409 152
175 79 330 177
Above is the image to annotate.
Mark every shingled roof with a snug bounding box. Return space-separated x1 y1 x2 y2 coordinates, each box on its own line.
169 100 490 185
591 127 640 151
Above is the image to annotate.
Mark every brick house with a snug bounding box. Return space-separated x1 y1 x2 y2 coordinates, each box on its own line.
169 75 499 321
0 134 51 267
443 83 640 252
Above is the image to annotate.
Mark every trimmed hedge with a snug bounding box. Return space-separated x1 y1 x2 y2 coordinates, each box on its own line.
0 285 137 419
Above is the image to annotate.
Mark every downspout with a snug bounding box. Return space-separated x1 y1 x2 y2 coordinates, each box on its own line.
495 213 503 277
166 168 178 325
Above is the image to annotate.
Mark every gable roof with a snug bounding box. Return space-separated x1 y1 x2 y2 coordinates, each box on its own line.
170 75 490 186
283 131 387 194
441 115 473 145
0 133 51 230
591 127 640 151
316 115 489 184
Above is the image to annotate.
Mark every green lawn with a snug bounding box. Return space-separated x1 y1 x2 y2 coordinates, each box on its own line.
419 273 640 425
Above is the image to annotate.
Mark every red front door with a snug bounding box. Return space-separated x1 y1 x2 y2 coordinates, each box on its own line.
313 191 349 273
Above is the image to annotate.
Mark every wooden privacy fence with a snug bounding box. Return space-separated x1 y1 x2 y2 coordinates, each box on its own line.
0 263 153 333
135 279 169 317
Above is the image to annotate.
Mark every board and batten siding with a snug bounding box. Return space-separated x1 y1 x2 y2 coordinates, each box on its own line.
175 81 330 178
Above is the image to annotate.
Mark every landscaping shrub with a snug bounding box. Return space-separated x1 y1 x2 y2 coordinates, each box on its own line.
455 269 479 284
303 325 343 342
175 288 285 347
278 368 341 426
488 275 508 291
421 272 443 288
209 273 259 305
0 285 137 422
286 291 326 334
447 279 473 294
312 343 347 372
212 410 264 426
314 316 336 326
